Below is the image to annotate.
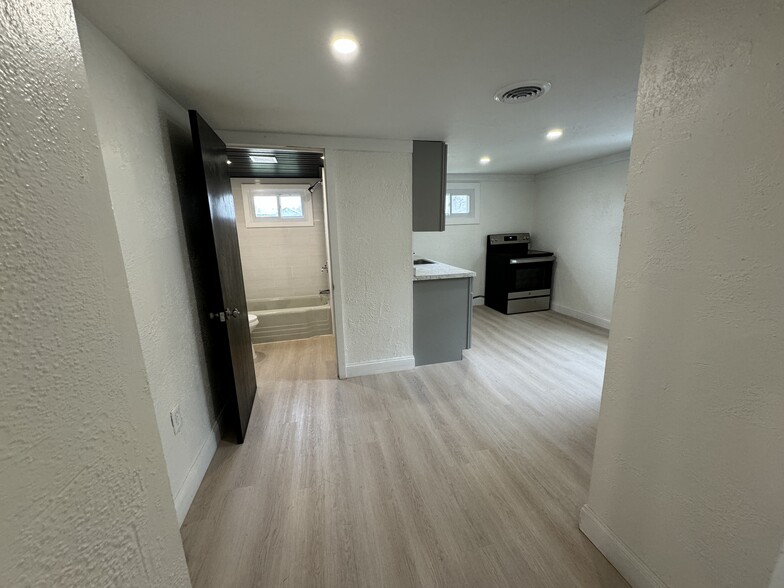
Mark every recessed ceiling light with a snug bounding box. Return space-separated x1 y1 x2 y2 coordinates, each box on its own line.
479 156 491 165
249 155 278 164
332 37 358 55
546 128 564 140
330 32 359 63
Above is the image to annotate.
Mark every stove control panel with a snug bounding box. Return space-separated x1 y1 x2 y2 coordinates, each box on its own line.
488 232 530 246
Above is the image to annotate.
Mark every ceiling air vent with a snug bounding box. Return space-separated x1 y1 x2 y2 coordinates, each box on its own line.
494 81 551 104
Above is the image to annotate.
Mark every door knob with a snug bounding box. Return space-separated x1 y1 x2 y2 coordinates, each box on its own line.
209 308 240 321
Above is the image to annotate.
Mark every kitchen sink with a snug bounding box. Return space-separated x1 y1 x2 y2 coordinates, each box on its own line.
413 259 435 265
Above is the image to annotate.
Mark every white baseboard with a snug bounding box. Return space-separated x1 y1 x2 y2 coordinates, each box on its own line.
472 298 484 306
344 355 415 378
551 303 610 330
174 414 221 526
579 505 668 588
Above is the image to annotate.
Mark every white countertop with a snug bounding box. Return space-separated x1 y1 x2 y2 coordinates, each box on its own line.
413 259 476 281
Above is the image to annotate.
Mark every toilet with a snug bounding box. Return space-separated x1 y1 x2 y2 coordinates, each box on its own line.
248 313 259 359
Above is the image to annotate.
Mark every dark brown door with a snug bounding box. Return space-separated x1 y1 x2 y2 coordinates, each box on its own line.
188 110 257 442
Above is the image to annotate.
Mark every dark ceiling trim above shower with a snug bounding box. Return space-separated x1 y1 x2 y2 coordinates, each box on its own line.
226 147 324 179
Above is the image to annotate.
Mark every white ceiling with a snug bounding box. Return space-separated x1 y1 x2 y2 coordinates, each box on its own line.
74 0 645 174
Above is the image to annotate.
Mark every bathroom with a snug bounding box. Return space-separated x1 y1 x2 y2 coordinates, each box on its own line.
227 147 335 370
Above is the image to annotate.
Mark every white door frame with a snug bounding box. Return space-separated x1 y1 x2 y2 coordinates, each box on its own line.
222 140 347 377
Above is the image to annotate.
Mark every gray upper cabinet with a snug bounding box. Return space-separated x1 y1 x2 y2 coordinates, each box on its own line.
412 140 447 232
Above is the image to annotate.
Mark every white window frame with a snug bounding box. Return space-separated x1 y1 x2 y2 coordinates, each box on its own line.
241 183 314 228
445 182 480 225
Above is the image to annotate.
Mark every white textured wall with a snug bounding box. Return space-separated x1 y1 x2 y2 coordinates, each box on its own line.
231 178 329 300
326 150 413 370
585 1 784 587
533 153 628 328
78 17 219 524
412 175 536 300
0 1 189 585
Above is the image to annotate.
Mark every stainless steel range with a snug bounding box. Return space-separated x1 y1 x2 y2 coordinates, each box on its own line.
485 233 555 314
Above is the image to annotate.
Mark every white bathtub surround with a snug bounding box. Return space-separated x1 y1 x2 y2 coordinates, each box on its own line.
413 174 536 299
585 1 784 587
533 152 629 329
247 294 332 344
78 16 218 526
232 178 330 301
1 2 189 584
413 260 476 281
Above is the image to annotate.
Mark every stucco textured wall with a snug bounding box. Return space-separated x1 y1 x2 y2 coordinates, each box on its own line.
77 16 219 523
586 0 784 586
413 175 537 300
327 150 413 366
534 153 628 328
0 1 189 585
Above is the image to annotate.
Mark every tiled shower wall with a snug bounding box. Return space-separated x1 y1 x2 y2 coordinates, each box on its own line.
231 178 330 300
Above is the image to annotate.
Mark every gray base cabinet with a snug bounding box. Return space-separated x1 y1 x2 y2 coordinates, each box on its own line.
414 277 472 366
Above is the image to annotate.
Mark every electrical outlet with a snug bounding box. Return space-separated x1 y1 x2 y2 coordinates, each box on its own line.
170 405 183 435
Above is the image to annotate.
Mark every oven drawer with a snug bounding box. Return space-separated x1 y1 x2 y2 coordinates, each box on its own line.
508 289 551 300
507 296 550 314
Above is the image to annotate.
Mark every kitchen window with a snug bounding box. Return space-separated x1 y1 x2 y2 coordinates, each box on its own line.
445 183 480 225
241 184 314 227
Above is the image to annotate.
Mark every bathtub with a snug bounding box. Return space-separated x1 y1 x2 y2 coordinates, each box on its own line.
246 294 332 344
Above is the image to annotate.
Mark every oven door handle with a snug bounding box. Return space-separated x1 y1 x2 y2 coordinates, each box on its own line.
509 256 555 264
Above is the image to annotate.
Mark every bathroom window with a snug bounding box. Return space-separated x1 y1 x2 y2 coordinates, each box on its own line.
241 184 314 227
445 183 480 225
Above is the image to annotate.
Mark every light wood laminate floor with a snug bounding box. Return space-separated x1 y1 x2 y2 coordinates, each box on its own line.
181 307 627 588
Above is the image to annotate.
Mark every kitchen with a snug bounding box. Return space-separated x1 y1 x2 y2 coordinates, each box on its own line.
410 139 628 368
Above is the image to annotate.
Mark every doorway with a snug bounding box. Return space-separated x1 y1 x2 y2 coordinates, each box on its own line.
225 146 339 382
